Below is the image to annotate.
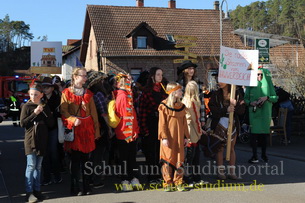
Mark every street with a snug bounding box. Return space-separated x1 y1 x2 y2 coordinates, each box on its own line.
1 120 305 203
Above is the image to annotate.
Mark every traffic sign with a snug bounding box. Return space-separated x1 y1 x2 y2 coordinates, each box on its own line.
175 42 197 48
255 39 270 63
173 50 197 58
173 59 198 64
174 35 197 41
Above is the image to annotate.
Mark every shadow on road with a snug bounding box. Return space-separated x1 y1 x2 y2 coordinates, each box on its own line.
1 121 305 202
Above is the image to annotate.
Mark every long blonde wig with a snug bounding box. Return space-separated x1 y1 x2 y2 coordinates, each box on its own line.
166 82 181 108
182 80 200 108
72 67 87 85
71 67 87 94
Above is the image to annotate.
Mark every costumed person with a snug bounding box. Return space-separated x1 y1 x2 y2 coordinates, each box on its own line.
208 82 245 180
133 70 150 114
245 67 278 163
20 82 54 202
105 74 120 167
52 75 64 93
158 82 190 192
86 71 111 188
41 77 62 186
135 70 150 92
60 67 100 196
200 85 212 116
114 73 140 191
138 67 168 185
182 80 207 186
9 92 21 127
176 60 200 89
51 75 66 174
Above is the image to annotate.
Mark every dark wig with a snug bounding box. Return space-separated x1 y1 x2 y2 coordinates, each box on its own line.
145 67 168 91
177 68 198 87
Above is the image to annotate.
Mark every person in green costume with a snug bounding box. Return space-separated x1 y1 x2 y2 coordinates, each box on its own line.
244 67 278 163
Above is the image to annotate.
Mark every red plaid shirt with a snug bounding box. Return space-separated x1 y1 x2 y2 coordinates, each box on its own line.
138 89 167 135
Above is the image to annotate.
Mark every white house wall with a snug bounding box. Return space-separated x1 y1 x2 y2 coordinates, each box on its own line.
62 49 80 80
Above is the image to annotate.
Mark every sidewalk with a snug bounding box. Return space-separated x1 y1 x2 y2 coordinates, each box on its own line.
236 134 305 162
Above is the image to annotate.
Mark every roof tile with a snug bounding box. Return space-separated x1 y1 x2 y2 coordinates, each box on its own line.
84 5 244 57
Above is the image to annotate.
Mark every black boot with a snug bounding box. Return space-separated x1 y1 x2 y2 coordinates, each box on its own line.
261 153 269 163
70 177 83 196
83 175 92 195
33 190 48 200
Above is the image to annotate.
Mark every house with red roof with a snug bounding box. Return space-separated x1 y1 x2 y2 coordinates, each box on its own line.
79 0 245 83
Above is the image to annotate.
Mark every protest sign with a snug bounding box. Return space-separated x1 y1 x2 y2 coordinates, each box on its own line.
218 46 259 87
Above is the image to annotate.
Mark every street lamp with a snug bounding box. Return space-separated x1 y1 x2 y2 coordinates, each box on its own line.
219 0 234 162
219 0 230 47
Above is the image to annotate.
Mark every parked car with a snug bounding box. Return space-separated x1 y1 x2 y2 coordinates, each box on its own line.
0 98 8 114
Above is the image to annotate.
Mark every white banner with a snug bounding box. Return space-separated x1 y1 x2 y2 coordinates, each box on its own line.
31 41 62 68
218 46 259 87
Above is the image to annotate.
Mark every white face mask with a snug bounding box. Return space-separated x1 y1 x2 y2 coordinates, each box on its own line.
257 72 263 81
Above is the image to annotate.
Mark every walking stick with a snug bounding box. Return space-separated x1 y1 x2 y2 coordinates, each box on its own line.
226 84 236 161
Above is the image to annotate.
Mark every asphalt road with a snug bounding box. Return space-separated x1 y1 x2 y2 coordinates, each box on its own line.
1 120 305 203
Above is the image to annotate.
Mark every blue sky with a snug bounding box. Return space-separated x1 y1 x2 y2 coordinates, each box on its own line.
1 0 257 45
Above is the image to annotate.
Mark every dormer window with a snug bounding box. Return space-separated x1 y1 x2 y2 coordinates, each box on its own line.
166 34 175 43
126 22 157 50
137 36 147 49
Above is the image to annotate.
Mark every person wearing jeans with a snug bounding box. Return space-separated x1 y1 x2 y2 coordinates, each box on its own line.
20 82 54 202
25 154 43 194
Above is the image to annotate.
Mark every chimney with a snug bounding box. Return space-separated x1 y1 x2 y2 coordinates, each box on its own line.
168 0 176 9
214 1 220 10
136 0 144 7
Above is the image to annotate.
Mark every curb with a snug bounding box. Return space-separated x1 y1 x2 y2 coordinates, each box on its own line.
236 146 305 163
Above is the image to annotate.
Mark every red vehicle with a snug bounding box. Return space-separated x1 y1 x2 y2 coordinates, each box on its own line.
0 76 33 104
